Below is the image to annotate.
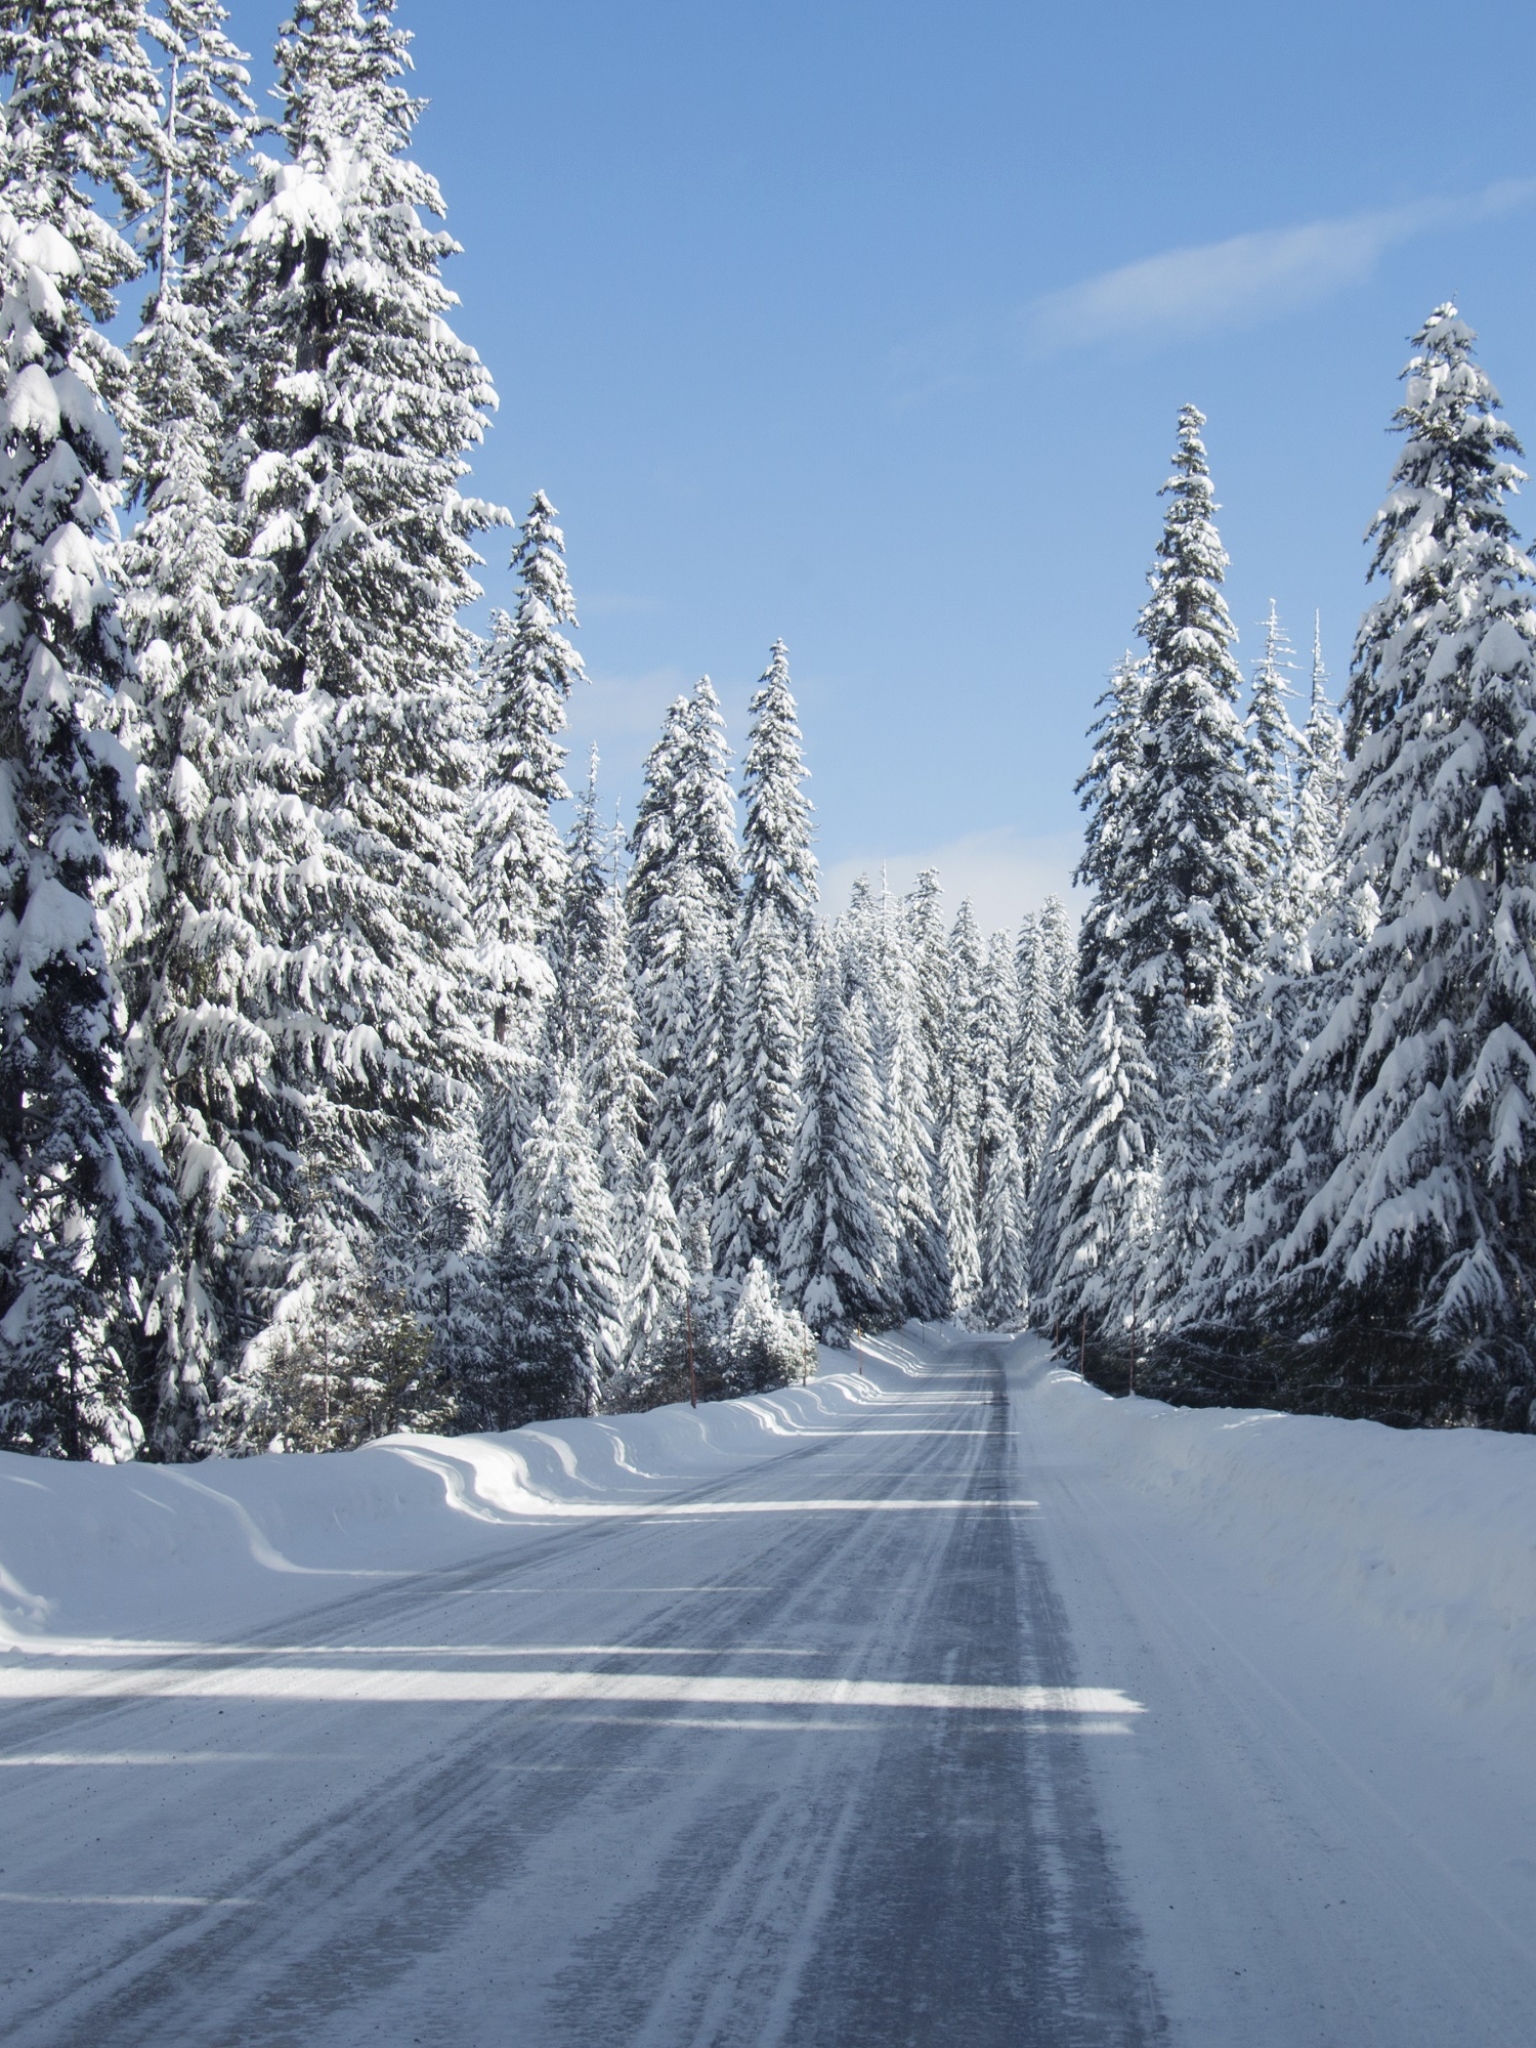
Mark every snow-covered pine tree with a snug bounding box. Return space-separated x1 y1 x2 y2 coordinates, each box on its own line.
628 677 739 1214
714 642 816 1283
102 0 277 1454
1043 975 1160 1348
223 0 510 1379
0 2 182 1459
473 492 580 1062
886 989 949 1321
1039 894 1082 1098
502 1066 624 1422
725 1256 814 1393
547 746 606 1066
1035 650 1157 1339
1011 912 1059 1192
938 900 984 1316
1247 308 1536 1391
1073 653 1146 1022
1290 615 1346 932
739 639 817 951
620 1153 688 1376
868 884 947 1319
1118 409 1266 1050
972 928 1026 1325
903 866 950 1126
780 939 889 1343
1246 599 1301 903
1180 620 1344 1333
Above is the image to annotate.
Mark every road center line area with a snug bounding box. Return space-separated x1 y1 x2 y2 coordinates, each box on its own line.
3 1327 1535 2046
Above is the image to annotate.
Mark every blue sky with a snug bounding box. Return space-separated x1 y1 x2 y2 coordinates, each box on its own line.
230 0 1536 930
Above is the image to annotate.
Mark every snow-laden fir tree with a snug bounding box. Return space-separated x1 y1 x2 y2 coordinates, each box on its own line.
780 939 889 1342
1246 599 1301 901
714 642 816 1282
1039 894 1082 1097
870 887 948 1319
620 1153 688 1376
903 866 950 1126
579 837 646 1204
474 492 583 1223
972 929 1026 1325
1141 997 1230 1328
1073 653 1146 1021
474 493 580 1058
724 1256 814 1394
938 900 984 1316
1118 409 1266 1047
739 640 817 951
103 0 266 1452
227 0 508 1375
1180 622 1347 1329
1246 307 1536 1381
1012 907 1069 1192
0 2 182 1459
547 747 607 1066
503 1066 624 1421
1043 975 1160 1347
1290 616 1346 933
628 677 738 1213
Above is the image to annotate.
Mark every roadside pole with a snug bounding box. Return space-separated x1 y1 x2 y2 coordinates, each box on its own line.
686 1291 697 1410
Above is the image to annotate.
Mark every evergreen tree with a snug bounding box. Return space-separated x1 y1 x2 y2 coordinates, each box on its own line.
739 640 817 951
879 897 948 1319
1246 599 1300 889
473 492 580 1066
972 928 1025 1324
581 855 646 1202
1074 653 1146 1020
225 0 508 1354
715 641 815 1281
628 677 738 1208
938 901 984 1315
503 1067 624 1420
0 2 181 1459
104 0 266 1452
1118 408 1266 1042
1290 615 1346 932
781 943 888 1342
1250 308 1536 1376
621 1153 688 1372
1012 911 1060 1192
547 746 607 1066
903 866 950 1125
1044 978 1160 1346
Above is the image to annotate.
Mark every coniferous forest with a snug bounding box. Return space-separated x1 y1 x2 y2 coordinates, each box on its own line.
4 0 1536 1463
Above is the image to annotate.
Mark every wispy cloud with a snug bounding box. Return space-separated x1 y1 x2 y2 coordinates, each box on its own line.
1029 179 1536 351
823 828 1084 938
885 179 1536 403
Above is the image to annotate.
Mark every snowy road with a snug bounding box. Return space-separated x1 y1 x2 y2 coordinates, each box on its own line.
3 1329 1535 2044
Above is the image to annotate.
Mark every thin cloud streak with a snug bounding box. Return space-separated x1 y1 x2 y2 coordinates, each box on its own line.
1029 179 1536 350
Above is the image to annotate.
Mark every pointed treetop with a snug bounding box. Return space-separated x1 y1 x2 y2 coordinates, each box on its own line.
741 638 818 937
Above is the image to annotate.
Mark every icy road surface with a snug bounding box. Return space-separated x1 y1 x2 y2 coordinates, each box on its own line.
3 1328 1535 2045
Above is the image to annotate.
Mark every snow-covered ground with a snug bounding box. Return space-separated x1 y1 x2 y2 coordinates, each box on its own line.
3 1329 1535 2044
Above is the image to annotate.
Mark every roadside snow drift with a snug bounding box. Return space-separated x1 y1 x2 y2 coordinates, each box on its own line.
1018 1352 1536 1736
0 1350 911 1646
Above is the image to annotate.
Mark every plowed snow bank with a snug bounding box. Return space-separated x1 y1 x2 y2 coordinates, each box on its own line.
0 1348 919 1645
1021 1350 1536 1731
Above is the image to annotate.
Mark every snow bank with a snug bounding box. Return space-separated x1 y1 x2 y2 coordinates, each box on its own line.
0 1351 909 1647
1020 1343 1536 1732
